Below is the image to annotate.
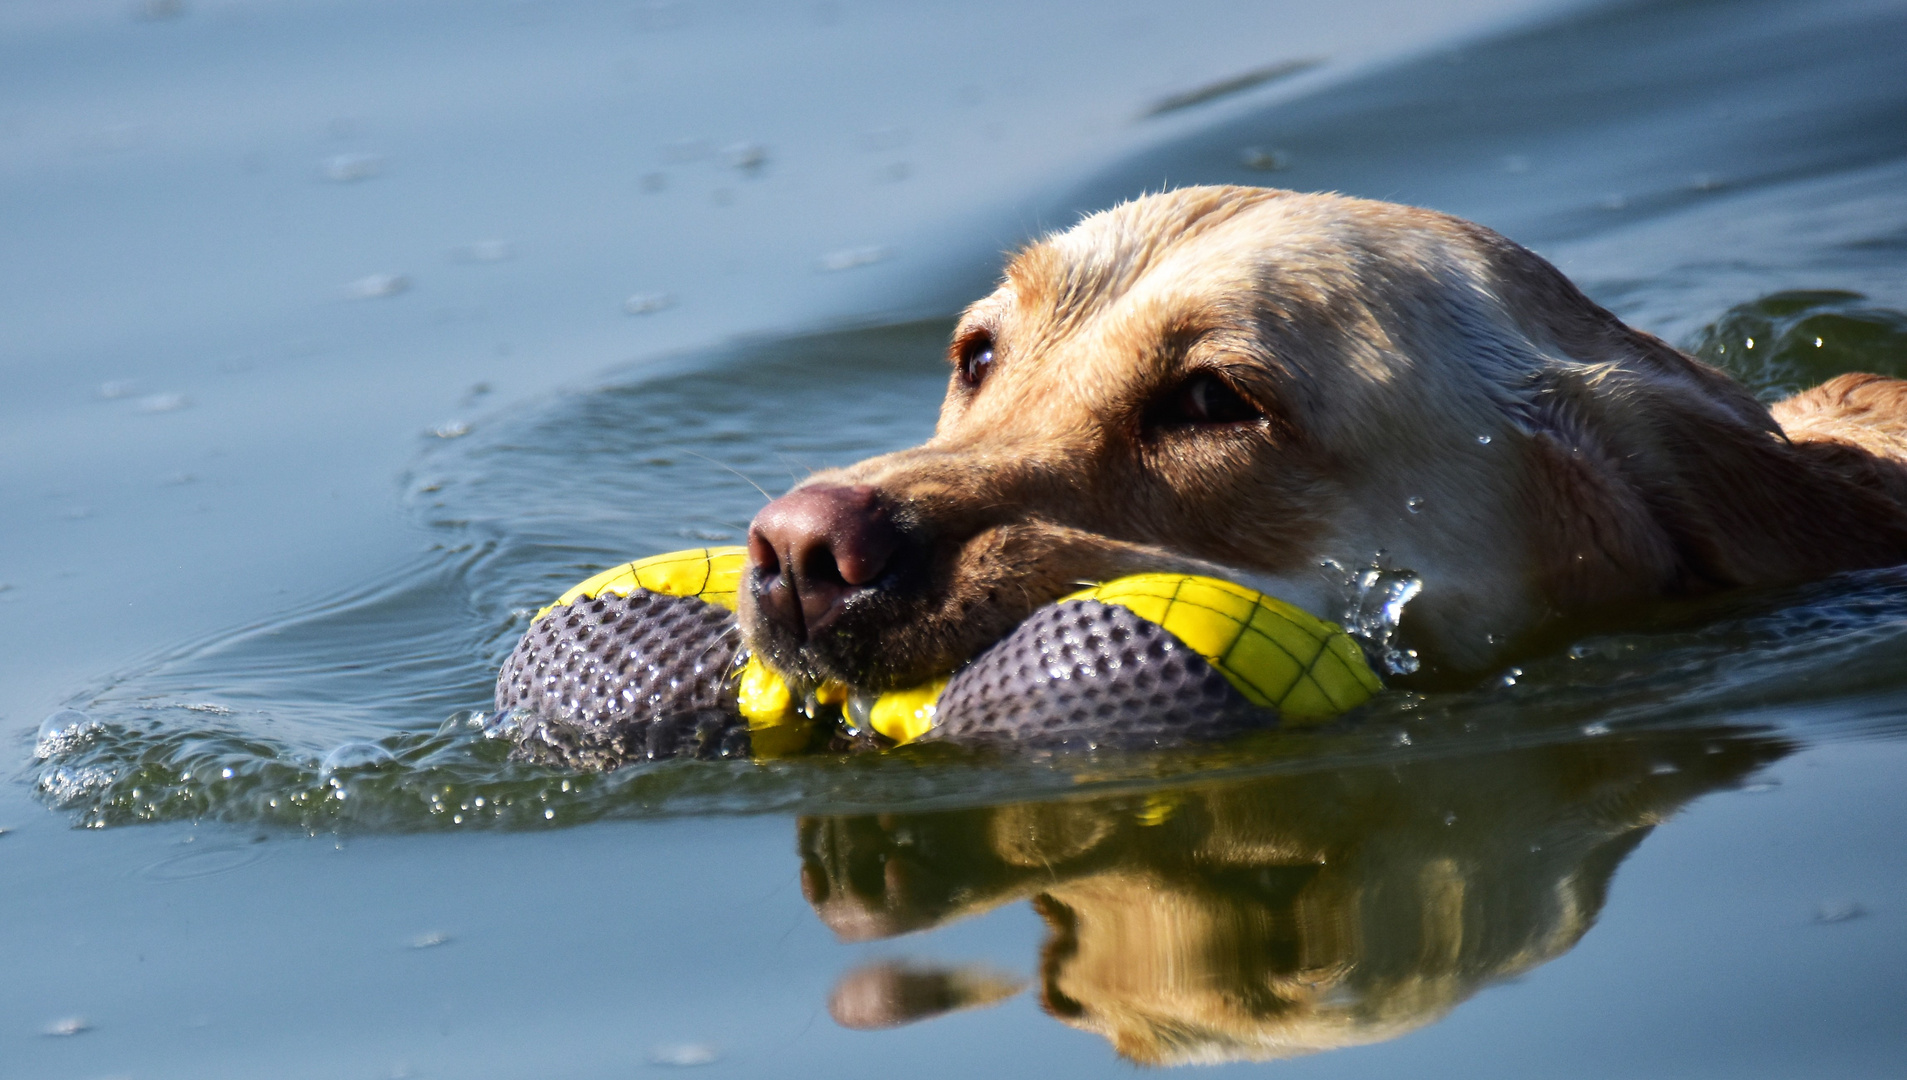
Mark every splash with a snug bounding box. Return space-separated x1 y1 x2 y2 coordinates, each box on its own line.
1322 554 1424 676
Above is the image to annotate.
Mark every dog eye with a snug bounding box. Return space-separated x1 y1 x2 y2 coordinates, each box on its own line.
1152 371 1262 427
957 335 994 389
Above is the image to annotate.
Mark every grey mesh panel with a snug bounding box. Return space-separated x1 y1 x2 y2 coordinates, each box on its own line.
495 593 1277 767
495 591 750 766
925 600 1272 750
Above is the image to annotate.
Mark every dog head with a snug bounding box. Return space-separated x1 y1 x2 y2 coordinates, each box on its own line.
740 185 1803 691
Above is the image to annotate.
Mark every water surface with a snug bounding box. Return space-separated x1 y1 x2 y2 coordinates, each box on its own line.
6 0 1907 1076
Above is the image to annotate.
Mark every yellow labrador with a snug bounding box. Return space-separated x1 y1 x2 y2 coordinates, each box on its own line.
743 186 1907 689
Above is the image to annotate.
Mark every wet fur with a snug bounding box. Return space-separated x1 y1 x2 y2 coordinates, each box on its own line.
742 186 1907 688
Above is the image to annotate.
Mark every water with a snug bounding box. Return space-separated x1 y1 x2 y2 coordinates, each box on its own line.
6 0 1907 1075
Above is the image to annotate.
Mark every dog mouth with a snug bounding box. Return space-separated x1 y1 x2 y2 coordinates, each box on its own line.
740 542 1030 694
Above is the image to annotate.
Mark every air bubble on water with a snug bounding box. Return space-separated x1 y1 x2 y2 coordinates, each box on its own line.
723 142 767 172
624 292 676 315
1744 337 1755 349
1581 722 1610 736
1498 666 1522 687
1323 555 1422 675
348 273 410 299
451 239 514 263
1812 900 1866 924
36 709 99 759
1442 811 1457 826
38 764 116 806
1405 495 1425 514
134 0 185 20
428 420 470 439
320 741 395 775
408 931 452 949
138 392 190 413
650 1043 720 1067
322 153 383 182
1813 336 1825 348
1476 434 1492 445
42 1016 92 1037
1740 779 1781 794
817 245 891 272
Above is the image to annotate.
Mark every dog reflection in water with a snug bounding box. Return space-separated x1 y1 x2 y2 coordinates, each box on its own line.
799 730 1784 1065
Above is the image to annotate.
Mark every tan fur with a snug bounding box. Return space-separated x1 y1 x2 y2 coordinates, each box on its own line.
743 186 1907 685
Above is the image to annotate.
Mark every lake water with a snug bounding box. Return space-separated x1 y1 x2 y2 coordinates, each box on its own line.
5 0 1907 1076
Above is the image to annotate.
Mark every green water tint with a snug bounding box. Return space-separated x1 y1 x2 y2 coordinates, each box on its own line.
800 727 1788 1063
1688 291 1907 401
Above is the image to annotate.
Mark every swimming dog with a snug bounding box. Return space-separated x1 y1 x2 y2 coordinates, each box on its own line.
742 186 1907 688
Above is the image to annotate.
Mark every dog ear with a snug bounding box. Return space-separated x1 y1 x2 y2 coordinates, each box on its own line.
1518 356 1907 610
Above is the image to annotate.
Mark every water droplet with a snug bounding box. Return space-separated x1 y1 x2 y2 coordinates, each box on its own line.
1238 146 1290 171
543 808 555 820
817 245 891 272
1475 434 1492 445
42 1016 92 1037
623 292 675 315
649 1043 720 1067
1405 495 1425 513
320 741 395 775
322 152 383 182
347 273 410 299
1744 337 1756 349
1813 336 1825 348
1498 666 1522 687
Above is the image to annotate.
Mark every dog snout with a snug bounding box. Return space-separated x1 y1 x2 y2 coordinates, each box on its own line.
748 484 901 639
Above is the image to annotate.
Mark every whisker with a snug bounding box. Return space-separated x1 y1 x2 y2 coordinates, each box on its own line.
677 447 774 503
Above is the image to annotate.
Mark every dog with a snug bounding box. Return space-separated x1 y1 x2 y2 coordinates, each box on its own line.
741 186 1907 689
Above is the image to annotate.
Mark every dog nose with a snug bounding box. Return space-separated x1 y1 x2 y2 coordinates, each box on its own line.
748 484 901 639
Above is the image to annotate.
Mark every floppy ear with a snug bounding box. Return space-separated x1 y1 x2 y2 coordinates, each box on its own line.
1467 225 1907 608
1518 352 1907 613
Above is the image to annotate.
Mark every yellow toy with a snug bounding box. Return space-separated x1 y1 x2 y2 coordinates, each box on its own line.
510 547 1382 753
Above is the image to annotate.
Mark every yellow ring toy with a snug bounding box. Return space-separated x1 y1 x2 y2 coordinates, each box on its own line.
496 548 1382 767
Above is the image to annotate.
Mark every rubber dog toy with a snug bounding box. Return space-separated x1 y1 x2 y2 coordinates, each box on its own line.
496 548 1382 766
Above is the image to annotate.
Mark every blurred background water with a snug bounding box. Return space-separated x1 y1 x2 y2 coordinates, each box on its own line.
4 0 1907 1076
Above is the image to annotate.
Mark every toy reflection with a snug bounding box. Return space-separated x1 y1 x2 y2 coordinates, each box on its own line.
799 729 1786 1065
